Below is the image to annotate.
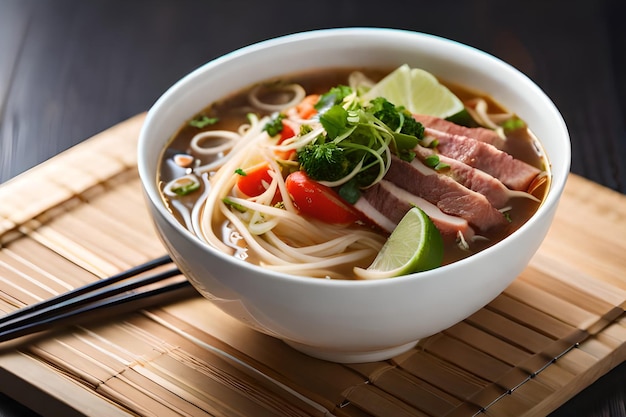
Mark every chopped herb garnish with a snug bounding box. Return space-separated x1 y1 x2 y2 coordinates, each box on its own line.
502 116 526 133
171 180 200 196
424 155 440 168
424 154 450 171
222 197 247 212
263 113 285 136
189 115 219 128
314 85 353 114
319 105 349 139
338 179 361 204
398 149 416 162
235 168 247 176
300 124 313 135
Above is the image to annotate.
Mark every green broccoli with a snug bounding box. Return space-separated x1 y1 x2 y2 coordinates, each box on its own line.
297 141 352 182
398 111 425 138
367 97 424 138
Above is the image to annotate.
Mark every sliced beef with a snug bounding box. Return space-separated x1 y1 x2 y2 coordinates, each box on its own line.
359 180 475 242
354 197 397 233
385 155 508 231
359 182 409 232
413 114 505 148
413 114 541 191
415 145 513 208
424 129 540 191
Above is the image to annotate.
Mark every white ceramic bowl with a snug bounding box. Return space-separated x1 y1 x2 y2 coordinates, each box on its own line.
138 28 571 363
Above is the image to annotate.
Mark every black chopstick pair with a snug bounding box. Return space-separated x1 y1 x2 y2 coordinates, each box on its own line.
0 255 195 343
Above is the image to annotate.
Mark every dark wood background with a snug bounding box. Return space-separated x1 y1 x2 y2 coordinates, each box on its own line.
1 0 624 415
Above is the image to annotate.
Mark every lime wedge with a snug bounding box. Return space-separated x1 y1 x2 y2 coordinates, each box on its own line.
354 207 443 280
362 64 464 119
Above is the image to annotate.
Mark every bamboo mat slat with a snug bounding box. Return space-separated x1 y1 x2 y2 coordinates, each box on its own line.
0 113 624 417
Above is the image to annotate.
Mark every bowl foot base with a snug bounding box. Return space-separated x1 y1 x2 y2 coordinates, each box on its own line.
283 339 419 363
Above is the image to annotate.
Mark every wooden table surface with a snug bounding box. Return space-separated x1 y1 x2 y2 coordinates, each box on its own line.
1 0 624 415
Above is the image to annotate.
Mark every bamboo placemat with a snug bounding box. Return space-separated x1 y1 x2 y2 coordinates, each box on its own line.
0 113 624 417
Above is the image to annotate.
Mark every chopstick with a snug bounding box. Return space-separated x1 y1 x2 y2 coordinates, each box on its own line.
0 255 195 343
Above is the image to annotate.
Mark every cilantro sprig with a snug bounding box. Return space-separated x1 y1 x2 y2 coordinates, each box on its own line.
189 115 219 128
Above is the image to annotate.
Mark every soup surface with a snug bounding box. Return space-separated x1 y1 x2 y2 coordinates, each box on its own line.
158 66 549 280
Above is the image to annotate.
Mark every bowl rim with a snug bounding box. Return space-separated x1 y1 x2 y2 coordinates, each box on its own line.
138 27 571 288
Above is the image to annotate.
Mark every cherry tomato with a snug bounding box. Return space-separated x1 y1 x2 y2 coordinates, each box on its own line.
285 171 361 224
275 121 296 160
279 122 295 143
236 163 273 197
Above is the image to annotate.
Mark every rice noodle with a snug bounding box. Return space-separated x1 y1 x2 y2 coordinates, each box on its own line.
465 98 514 138
183 106 387 278
527 171 550 196
190 130 240 155
190 173 213 238
192 129 244 174
163 174 201 197
262 248 376 273
348 71 376 91
269 125 324 152
248 83 306 112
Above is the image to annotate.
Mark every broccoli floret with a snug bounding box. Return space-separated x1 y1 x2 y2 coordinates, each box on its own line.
367 97 424 139
297 141 351 182
399 111 424 138
368 97 400 128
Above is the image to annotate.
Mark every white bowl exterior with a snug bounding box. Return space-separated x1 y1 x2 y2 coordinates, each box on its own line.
138 28 571 361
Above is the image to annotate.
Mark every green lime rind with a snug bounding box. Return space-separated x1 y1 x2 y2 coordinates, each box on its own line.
354 206 444 280
362 64 464 119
